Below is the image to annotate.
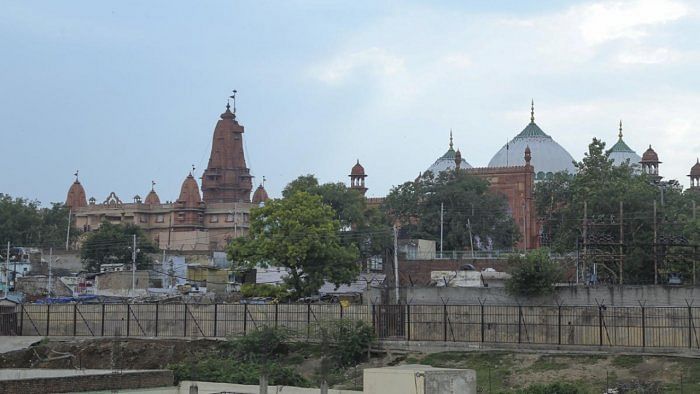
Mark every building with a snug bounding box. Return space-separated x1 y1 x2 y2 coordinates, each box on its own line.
65 101 270 254
689 159 700 189
607 121 642 167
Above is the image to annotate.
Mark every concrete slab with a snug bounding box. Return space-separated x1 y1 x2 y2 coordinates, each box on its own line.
0 336 42 354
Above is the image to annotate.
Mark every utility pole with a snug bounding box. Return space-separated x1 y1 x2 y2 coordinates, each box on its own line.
582 201 588 284
439 202 444 258
653 200 658 285
467 219 474 259
65 209 72 250
132 234 137 296
619 201 624 285
393 225 399 304
3 242 9 299
48 248 53 297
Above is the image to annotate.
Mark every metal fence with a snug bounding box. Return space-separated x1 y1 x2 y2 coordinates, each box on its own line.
9 303 700 349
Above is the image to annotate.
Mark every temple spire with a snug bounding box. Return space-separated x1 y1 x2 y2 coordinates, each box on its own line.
530 99 535 123
74 170 79 182
449 129 454 150
151 180 156 192
618 120 623 139
229 89 238 115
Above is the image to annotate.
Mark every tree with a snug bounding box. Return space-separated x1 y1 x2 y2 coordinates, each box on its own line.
0 194 80 248
383 170 520 250
505 249 562 297
228 192 360 298
80 221 158 272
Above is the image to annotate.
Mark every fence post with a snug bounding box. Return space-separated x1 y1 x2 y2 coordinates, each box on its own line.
480 303 485 343
340 303 344 319
243 303 248 335
100 304 105 337
689 305 693 349
183 304 188 337
126 304 131 337
406 304 411 341
518 305 522 344
19 304 24 336
46 304 50 336
641 306 645 348
443 304 447 342
306 304 311 340
213 304 217 337
73 304 77 336
274 304 278 329
598 306 603 346
557 305 562 345
371 304 376 336
155 304 159 337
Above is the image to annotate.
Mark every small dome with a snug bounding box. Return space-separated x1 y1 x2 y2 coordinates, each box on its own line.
350 160 366 176
252 184 270 204
65 180 87 209
177 173 202 207
426 133 472 175
641 145 660 163
608 122 641 167
690 159 700 177
488 103 575 176
145 189 160 205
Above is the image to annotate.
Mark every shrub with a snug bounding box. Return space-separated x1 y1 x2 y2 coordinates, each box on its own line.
240 283 287 299
316 319 376 367
514 382 582 394
505 249 562 297
228 326 292 362
168 357 308 387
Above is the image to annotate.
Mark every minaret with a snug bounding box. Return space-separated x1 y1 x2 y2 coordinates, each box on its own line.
689 159 700 189
349 160 368 195
454 149 462 170
201 92 253 203
640 145 662 182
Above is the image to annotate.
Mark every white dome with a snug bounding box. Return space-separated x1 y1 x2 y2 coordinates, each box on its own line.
425 134 472 175
607 123 641 167
488 120 576 179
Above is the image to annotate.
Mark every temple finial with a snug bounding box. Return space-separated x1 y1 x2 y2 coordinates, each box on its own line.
74 170 79 182
191 164 195 175
530 99 535 123
151 180 156 191
262 175 266 187
618 120 623 139
449 129 454 149
229 89 238 115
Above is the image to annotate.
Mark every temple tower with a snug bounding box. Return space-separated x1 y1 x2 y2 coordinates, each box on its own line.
201 101 253 203
349 160 368 195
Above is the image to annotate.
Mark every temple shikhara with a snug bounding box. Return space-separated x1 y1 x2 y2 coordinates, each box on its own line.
65 100 269 253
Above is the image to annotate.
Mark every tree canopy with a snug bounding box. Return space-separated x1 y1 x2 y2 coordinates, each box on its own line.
505 249 562 297
80 221 158 273
227 191 360 298
0 193 80 248
382 170 520 251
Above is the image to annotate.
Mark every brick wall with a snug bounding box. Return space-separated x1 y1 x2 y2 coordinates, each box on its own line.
0 370 173 394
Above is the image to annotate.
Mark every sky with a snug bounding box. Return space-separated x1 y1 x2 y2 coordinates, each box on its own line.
2 0 699 205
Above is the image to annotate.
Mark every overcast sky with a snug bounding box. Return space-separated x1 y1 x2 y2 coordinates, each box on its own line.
2 0 699 205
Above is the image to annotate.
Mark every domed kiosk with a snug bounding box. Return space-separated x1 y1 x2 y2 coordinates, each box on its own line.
488 101 576 180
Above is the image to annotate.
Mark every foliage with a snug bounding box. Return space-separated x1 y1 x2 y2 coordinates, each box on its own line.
228 191 360 299
383 170 521 250
505 249 562 297
536 138 700 283
283 174 392 260
514 382 583 394
239 283 287 299
228 326 292 362
80 221 158 272
0 194 80 248
315 319 376 367
168 357 308 387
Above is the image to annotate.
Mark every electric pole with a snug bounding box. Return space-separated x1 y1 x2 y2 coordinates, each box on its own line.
3 242 9 298
65 209 72 250
132 234 137 295
393 225 399 304
439 202 444 258
48 248 53 297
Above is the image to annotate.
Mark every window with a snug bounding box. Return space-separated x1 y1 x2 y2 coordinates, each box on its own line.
139 215 148 223
156 214 164 223
210 215 219 223
226 213 235 222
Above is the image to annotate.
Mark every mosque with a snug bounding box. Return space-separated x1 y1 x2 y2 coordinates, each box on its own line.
65 98 697 254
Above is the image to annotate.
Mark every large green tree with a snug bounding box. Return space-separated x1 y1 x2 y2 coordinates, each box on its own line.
228 192 360 298
383 170 520 250
0 194 80 248
80 221 157 272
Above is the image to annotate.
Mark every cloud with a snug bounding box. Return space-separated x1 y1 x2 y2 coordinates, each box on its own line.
312 47 405 84
616 47 680 64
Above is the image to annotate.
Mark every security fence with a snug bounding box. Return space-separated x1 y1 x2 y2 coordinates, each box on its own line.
7 303 700 349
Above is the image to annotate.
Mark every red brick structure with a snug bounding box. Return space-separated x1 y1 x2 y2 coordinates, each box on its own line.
349 160 368 195
65 177 87 210
201 103 253 203
173 173 205 231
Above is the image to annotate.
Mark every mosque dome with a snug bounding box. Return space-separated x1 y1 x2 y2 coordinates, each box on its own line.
425 131 472 175
177 173 202 208
350 161 366 176
252 184 270 204
488 102 576 180
608 121 641 167
641 145 660 163
690 159 700 177
65 178 87 209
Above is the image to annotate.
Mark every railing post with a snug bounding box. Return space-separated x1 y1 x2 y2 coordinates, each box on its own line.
274 304 278 329
19 304 24 336
340 303 344 319
406 304 411 341
243 303 248 335
641 306 645 348
598 306 603 346
557 305 562 345
443 304 447 342
689 306 693 349
100 304 105 337
371 304 377 336
480 303 485 343
306 304 311 339
73 304 78 336
183 304 188 337
155 304 159 337
213 304 217 337
126 304 131 337
518 305 522 344
46 304 50 336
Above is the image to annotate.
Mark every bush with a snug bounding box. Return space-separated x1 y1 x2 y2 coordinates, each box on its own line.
240 283 287 299
168 357 308 387
514 382 582 394
316 319 376 367
506 249 562 297
228 326 292 362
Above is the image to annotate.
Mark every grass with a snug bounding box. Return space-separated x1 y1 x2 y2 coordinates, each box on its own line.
611 355 644 368
529 356 569 372
419 351 514 392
